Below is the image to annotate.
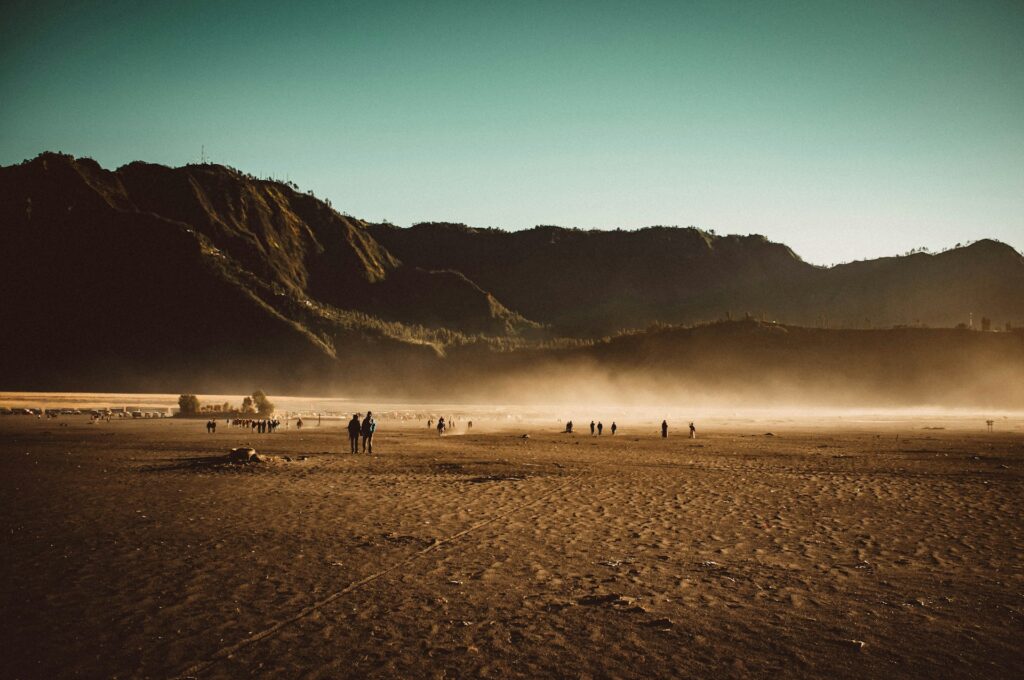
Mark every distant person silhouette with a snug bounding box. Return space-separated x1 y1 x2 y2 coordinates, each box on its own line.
611 422 617 435
347 414 361 453
296 417 303 430
662 420 668 438
689 422 696 439
590 421 596 436
428 419 432 429
565 420 573 433
597 421 603 435
361 411 376 453
437 416 445 436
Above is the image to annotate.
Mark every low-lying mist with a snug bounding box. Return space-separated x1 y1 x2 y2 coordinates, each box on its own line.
382 354 1023 412
3 323 1022 413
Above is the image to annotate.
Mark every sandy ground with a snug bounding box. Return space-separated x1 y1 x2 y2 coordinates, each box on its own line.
1 414 1022 679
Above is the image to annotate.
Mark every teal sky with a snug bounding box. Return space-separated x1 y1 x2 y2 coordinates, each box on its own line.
3 0 1022 265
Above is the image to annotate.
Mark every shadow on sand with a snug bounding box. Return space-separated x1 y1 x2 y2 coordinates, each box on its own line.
140 455 259 473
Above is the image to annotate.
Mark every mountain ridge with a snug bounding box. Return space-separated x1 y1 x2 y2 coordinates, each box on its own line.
1 152 1021 404
369 222 1023 333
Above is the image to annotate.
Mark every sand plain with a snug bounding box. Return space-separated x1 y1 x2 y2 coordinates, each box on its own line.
1 412 1022 679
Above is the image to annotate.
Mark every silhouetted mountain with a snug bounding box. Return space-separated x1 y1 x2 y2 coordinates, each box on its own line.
1 153 533 336
0 171 318 390
0 153 531 391
369 223 1024 334
114 161 536 336
1 153 1021 404
803 240 1024 330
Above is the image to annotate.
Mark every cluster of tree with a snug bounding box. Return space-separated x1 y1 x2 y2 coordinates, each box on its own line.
902 241 983 256
241 390 275 417
177 394 200 415
177 390 274 417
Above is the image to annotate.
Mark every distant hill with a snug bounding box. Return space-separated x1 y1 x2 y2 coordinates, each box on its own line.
370 223 1024 334
1 153 1021 405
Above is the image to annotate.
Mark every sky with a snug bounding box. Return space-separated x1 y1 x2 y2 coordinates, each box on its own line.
2 0 1022 265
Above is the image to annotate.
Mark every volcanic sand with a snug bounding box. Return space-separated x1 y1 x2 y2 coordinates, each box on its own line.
1 416 1022 679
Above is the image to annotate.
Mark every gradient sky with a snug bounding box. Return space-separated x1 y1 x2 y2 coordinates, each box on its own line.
2 0 1022 264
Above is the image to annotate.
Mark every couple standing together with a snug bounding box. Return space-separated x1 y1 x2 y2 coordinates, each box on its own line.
347 412 377 454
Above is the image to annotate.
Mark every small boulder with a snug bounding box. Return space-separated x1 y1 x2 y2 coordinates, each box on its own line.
228 447 258 463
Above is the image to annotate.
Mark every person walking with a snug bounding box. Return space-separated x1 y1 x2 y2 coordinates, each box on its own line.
361 410 376 454
437 416 445 436
347 413 361 454
611 422 617 435
597 421 603 436
689 422 696 439
590 421 596 436
661 420 668 438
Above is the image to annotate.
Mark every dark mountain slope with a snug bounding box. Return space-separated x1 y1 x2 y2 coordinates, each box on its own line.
1 153 1021 405
800 240 1024 329
0 178 332 390
1 154 535 339
116 160 537 336
369 223 1024 334
0 154 482 391
116 161 396 304
369 223 809 334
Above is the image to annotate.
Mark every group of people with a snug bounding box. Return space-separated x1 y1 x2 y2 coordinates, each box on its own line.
229 417 281 433
563 419 696 438
347 411 377 454
659 420 697 438
581 420 618 436
429 417 471 436
209 409 698 453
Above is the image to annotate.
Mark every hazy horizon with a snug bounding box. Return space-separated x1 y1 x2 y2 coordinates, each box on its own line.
3 1 1022 265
